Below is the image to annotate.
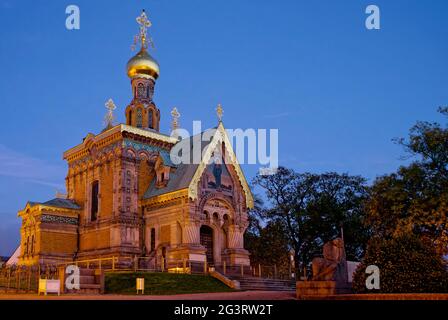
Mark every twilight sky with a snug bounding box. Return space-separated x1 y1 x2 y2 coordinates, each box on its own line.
1 0 448 256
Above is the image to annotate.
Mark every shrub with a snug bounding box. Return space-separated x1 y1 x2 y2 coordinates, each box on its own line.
352 234 448 293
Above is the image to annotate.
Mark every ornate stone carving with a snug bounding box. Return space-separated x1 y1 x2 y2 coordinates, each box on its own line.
41 214 78 225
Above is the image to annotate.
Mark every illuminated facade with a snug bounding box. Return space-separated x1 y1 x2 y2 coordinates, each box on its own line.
17 11 253 269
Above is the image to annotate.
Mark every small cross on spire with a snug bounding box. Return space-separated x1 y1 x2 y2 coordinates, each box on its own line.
132 9 154 51
104 98 116 129
171 107 181 137
216 103 224 122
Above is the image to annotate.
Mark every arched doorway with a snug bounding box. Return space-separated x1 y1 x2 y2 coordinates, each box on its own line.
200 225 214 265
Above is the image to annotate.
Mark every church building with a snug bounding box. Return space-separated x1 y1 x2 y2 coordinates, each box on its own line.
16 11 254 271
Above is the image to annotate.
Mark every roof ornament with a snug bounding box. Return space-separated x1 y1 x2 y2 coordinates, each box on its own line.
104 98 116 129
216 103 223 122
171 107 181 138
131 9 154 51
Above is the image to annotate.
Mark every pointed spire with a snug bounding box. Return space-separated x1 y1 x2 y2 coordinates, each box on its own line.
216 103 223 122
104 98 116 129
171 107 181 137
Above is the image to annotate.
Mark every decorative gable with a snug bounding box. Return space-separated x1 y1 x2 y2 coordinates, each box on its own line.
188 122 254 209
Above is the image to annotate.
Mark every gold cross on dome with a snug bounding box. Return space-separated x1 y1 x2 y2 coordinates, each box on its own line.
216 103 224 122
133 9 153 50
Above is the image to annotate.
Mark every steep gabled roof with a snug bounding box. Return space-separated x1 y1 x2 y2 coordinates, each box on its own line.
143 122 254 209
143 129 214 198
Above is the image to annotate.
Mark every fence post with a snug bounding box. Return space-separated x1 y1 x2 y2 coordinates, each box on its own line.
112 256 115 271
7 268 11 291
17 269 21 291
223 261 226 275
240 264 244 277
258 264 262 278
161 258 165 272
204 261 207 274
27 268 31 292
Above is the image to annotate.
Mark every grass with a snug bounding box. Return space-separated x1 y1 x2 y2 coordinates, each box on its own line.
105 272 235 295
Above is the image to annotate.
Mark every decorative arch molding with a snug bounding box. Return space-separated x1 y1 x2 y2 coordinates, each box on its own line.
198 192 235 216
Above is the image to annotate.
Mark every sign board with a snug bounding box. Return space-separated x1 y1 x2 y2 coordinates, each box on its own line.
136 278 144 294
38 279 61 296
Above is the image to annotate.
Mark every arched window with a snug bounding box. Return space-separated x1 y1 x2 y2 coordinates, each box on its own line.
30 235 35 254
136 108 143 128
137 83 146 98
148 109 154 129
91 180 99 221
128 110 133 125
150 228 156 252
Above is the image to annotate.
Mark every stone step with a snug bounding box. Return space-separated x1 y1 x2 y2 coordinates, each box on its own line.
239 282 295 288
240 286 295 290
79 275 96 285
66 284 101 295
230 275 291 279
225 274 296 291
79 268 96 276
238 280 294 285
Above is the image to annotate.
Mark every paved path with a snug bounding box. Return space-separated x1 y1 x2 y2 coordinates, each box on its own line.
0 291 296 300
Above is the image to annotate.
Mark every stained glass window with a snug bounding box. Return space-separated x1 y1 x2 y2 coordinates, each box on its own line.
137 108 143 128
137 83 146 98
148 109 153 129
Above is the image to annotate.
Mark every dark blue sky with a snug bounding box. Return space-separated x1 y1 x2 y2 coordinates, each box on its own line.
1 0 448 255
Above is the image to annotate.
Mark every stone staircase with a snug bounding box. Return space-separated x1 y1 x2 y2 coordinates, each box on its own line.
66 268 102 294
227 275 296 292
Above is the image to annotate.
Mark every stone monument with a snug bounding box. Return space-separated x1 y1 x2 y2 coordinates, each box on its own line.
297 238 352 298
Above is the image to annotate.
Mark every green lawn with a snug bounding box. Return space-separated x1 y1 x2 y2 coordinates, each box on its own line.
105 272 234 295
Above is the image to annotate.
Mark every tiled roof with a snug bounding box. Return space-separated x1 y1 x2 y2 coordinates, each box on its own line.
28 198 81 210
143 129 216 199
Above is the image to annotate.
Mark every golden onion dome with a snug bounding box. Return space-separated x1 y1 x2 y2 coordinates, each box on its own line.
126 47 160 80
